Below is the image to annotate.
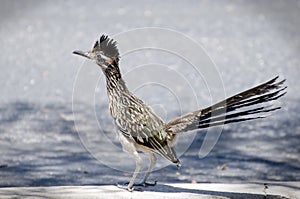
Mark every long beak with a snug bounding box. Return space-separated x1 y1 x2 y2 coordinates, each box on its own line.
73 50 91 59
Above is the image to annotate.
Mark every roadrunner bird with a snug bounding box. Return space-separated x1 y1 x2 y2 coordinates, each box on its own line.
73 35 286 191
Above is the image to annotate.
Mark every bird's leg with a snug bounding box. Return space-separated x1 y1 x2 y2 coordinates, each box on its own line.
134 153 157 187
117 151 142 191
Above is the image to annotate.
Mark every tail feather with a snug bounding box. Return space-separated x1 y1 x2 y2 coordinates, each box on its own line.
198 106 280 129
164 76 286 133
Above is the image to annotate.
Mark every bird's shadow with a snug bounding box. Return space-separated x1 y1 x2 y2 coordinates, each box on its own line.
134 183 283 199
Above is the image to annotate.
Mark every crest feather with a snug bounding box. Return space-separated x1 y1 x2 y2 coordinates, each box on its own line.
93 34 119 63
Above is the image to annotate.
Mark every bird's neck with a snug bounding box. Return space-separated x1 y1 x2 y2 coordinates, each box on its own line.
106 76 128 93
104 67 129 96
105 72 129 119
103 63 122 89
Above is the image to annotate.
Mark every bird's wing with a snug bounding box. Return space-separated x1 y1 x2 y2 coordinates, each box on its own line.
116 94 179 164
164 76 286 133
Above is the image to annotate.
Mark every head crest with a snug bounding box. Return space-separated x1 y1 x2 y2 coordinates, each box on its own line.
93 34 120 63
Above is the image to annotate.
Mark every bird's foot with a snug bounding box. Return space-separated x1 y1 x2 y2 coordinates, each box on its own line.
116 181 156 191
133 180 157 187
116 183 141 192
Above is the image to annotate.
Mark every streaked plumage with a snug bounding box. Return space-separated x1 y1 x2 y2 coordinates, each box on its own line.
73 35 286 191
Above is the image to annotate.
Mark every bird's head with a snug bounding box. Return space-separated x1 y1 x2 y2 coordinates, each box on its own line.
73 35 120 71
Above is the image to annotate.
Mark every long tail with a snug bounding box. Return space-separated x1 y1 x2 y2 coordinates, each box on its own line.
164 76 287 133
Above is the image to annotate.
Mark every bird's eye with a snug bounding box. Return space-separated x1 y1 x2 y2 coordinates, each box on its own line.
97 54 103 60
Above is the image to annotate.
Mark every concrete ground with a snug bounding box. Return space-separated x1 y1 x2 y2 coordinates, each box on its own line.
0 182 299 199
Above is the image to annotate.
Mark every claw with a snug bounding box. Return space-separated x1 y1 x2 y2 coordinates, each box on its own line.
116 183 141 192
134 181 157 187
116 181 156 191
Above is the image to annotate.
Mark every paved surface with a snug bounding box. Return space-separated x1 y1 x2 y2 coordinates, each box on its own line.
0 182 299 199
0 0 299 197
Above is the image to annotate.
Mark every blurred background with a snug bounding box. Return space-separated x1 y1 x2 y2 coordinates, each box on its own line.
0 0 299 187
